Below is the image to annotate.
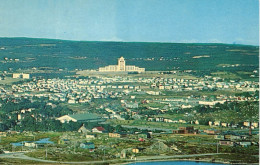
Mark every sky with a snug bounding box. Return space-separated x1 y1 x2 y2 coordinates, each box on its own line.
0 0 259 45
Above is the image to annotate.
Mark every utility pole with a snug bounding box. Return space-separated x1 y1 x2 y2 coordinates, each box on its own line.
104 148 106 161
217 141 219 153
74 141 76 153
45 145 47 158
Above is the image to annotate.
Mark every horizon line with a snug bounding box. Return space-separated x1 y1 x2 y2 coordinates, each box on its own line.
0 36 258 47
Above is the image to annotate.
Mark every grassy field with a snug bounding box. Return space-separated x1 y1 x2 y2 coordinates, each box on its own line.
108 119 221 131
0 132 61 145
133 90 244 100
60 103 91 113
211 71 242 79
76 70 198 79
0 158 46 164
0 77 25 85
211 71 258 81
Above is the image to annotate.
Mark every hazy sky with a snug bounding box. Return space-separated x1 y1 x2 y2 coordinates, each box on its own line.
0 0 258 45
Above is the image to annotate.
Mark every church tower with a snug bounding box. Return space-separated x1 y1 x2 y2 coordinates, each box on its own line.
118 57 126 71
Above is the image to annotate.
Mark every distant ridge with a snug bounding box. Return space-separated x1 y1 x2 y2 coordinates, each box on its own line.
0 37 258 72
0 37 258 46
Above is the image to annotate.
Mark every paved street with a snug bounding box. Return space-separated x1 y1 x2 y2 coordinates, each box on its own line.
0 152 224 164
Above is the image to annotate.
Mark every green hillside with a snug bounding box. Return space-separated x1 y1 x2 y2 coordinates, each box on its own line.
0 37 258 72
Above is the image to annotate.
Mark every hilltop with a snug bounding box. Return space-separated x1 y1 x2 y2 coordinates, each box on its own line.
0 37 258 73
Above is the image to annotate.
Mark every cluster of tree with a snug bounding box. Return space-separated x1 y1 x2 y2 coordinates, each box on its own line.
235 91 259 98
163 101 258 125
0 98 73 132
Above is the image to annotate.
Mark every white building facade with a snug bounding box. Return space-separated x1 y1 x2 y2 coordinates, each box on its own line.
99 57 145 72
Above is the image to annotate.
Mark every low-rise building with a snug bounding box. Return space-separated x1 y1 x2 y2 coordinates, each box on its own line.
13 73 30 79
24 142 37 148
125 102 138 109
56 113 103 123
80 142 95 151
86 134 97 140
92 127 106 133
173 126 196 134
204 129 221 135
219 140 234 146
239 141 252 147
109 132 127 138
78 125 91 134
214 135 225 140
138 133 151 139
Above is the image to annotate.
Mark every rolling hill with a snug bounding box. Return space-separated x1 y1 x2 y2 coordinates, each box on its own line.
0 37 258 73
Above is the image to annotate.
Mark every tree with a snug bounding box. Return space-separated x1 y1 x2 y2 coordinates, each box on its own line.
115 125 124 132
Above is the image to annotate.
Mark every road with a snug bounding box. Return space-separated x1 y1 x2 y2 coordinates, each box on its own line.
0 152 225 164
0 152 57 163
121 125 173 132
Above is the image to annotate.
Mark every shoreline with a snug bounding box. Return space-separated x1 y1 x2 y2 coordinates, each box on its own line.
117 158 259 165
1 153 259 165
110 153 259 165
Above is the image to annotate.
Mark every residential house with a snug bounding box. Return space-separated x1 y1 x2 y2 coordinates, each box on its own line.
194 120 200 125
239 141 252 147
208 121 213 126
0 132 7 137
243 121 251 127
230 135 242 141
120 149 127 158
80 142 95 151
214 135 225 140
179 126 195 134
86 134 97 140
109 132 127 138
204 129 221 135
78 125 91 134
125 102 138 108
252 122 259 128
219 140 234 146
92 127 106 133
224 135 232 140
138 133 151 139
178 119 187 123
214 121 221 126
221 123 228 127
24 142 37 148
132 148 145 153
173 126 196 134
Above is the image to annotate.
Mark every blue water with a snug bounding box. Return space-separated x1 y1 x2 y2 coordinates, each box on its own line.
35 138 54 144
11 142 26 147
11 138 54 146
128 161 226 165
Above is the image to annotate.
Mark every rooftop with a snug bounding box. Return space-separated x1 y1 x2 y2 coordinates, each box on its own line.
69 113 100 121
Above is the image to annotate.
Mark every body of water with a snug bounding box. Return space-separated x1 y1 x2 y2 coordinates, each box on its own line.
11 138 54 147
128 161 227 165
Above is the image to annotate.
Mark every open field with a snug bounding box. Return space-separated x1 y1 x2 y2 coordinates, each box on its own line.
108 119 219 130
76 71 198 79
0 77 25 85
